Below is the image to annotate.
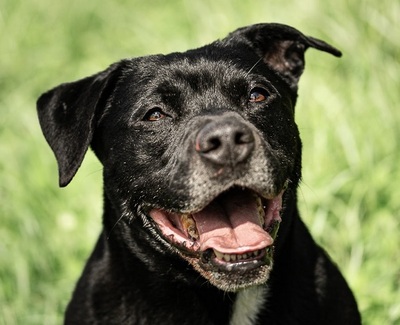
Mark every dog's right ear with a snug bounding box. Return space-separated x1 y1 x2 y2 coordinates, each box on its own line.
37 63 122 187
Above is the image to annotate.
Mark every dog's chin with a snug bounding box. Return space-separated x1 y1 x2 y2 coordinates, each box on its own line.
183 251 274 292
147 185 286 292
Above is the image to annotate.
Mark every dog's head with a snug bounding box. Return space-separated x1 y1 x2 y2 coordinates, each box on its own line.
37 23 341 292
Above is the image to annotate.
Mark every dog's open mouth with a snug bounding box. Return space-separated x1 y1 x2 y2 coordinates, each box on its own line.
149 186 284 272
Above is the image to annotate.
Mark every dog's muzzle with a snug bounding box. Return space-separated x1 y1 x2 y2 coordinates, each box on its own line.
146 116 287 291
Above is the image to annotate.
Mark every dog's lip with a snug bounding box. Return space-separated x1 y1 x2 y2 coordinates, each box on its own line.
200 244 274 274
148 185 286 260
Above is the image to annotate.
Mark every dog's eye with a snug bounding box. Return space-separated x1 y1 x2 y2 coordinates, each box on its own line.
249 87 269 103
143 108 168 121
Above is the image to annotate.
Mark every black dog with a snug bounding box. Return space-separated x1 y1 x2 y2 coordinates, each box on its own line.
37 23 360 324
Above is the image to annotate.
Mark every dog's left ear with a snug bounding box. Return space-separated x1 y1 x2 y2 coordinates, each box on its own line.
37 63 122 187
223 23 342 89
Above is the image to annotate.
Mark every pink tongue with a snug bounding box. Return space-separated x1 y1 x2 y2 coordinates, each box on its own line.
192 190 273 254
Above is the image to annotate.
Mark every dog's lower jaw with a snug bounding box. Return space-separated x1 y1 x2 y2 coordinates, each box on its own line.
181 251 274 292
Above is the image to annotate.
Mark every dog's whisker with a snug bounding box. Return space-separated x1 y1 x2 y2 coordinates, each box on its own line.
106 213 127 240
245 57 263 77
167 154 182 188
85 167 103 177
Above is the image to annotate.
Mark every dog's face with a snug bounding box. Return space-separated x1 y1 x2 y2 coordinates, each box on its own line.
98 55 297 291
37 23 341 292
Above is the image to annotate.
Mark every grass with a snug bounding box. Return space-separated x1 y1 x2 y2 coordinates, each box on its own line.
0 0 399 323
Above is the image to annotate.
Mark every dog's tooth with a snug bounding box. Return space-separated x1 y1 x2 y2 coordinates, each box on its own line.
213 250 265 262
214 249 224 260
255 195 262 209
181 214 199 240
255 196 265 226
187 226 199 240
223 254 231 262
260 205 265 217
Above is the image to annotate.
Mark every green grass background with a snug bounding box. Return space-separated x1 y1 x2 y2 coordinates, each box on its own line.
0 0 398 323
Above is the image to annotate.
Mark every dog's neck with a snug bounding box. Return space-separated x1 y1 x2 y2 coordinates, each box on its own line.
230 285 268 325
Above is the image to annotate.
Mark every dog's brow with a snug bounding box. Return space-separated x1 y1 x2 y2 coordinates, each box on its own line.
245 58 263 77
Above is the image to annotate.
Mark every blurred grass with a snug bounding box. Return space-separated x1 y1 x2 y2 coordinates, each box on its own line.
0 0 398 324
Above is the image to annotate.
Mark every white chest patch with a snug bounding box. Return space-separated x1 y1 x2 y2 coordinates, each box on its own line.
230 285 268 325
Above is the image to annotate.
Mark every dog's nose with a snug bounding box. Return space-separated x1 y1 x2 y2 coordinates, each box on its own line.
195 120 255 167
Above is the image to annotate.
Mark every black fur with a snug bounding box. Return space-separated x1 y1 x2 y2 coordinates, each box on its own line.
37 23 360 324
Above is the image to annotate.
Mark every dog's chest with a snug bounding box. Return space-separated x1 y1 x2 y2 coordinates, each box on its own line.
229 286 267 325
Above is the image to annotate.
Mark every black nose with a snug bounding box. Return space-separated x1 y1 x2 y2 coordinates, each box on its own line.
195 119 255 167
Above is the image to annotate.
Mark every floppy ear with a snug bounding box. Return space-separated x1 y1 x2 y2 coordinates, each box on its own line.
37 63 122 187
223 23 342 89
